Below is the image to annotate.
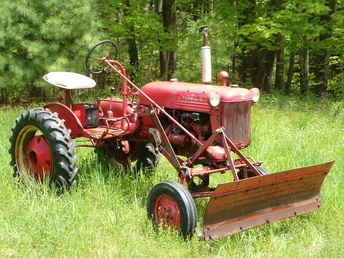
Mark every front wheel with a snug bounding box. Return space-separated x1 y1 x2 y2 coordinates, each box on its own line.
9 108 78 188
147 181 197 239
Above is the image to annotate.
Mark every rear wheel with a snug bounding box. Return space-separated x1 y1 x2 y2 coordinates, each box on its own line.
9 108 77 188
147 181 197 239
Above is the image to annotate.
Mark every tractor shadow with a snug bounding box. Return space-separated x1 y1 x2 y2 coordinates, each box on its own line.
76 151 156 202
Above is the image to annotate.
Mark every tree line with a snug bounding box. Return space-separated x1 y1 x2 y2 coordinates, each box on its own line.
0 0 343 104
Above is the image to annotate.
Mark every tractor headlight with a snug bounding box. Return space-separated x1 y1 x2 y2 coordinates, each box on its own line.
209 91 220 107
250 88 260 103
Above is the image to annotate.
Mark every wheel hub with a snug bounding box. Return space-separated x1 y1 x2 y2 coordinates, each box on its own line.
154 194 181 228
26 136 52 179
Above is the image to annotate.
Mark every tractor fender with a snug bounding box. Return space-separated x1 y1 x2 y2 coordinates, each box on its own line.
44 102 85 138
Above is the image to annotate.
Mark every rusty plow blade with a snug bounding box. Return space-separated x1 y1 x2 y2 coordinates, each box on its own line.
203 161 334 240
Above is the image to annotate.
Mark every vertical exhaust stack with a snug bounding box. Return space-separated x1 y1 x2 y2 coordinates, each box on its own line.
199 26 212 83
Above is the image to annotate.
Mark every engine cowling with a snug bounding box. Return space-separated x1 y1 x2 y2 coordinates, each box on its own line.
139 81 256 112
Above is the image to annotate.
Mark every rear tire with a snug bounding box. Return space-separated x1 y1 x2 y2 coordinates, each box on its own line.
147 180 197 239
9 108 77 189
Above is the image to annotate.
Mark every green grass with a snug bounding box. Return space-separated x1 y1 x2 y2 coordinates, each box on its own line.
0 96 343 257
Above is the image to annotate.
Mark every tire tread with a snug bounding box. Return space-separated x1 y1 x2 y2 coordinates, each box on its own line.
9 108 77 188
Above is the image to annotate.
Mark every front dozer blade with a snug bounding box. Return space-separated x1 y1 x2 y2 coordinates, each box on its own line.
203 161 334 240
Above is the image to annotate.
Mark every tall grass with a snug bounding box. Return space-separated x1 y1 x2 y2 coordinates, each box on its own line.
0 96 343 257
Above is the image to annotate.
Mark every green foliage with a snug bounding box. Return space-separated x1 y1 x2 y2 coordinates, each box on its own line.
0 0 343 100
176 16 237 83
331 8 344 51
0 0 100 92
327 55 344 95
272 0 329 50
95 0 165 84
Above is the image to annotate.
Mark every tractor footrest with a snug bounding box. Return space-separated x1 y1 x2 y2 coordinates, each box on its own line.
85 127 125 139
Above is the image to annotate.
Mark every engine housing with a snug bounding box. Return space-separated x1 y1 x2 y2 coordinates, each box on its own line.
139 81 253 149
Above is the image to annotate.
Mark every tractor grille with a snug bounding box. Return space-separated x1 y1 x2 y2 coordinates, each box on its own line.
221 102 251 147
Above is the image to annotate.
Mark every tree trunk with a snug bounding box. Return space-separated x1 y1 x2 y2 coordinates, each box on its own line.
312 0 336 95
157 0 176 80
125 0 139 80
237 0 257 85
127 34 139 68
240 49 275 91
275 34 285 90
313 49 331 95
271 0 284 90
0 88 8 105
262 50 275 92
285 51 295 92
236 0 275 91
299 47 309 94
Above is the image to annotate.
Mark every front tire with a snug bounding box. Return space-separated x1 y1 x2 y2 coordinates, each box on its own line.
147 181 197 239
9 108 77 188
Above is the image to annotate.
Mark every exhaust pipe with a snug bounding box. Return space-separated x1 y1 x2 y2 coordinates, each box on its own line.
199 26 212 83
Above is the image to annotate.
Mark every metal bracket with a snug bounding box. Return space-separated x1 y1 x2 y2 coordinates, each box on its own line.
150 107 182 172
222 130 263 177
148 128 162 147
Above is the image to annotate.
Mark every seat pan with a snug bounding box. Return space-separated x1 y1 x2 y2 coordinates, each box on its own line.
43 72 96 89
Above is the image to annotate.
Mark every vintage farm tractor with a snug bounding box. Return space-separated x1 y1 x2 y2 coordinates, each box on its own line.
9 27 334 240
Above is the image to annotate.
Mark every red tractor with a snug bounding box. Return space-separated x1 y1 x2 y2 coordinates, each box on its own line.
9 28 334 240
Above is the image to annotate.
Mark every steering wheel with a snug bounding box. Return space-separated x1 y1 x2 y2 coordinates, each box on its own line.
85 40 119 75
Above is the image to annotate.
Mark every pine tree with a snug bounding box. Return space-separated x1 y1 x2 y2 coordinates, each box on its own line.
0 0 99 102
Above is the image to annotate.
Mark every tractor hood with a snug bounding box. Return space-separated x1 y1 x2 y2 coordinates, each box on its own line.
139 81 257 113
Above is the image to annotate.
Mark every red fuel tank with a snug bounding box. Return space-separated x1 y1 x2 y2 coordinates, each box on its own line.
139 81 255 112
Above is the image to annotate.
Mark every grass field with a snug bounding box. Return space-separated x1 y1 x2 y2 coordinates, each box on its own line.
0 95 343 257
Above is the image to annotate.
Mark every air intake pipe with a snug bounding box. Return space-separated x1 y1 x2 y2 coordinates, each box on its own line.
199 26 212 83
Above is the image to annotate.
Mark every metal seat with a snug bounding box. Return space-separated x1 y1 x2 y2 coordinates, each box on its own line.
43 72 96 89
